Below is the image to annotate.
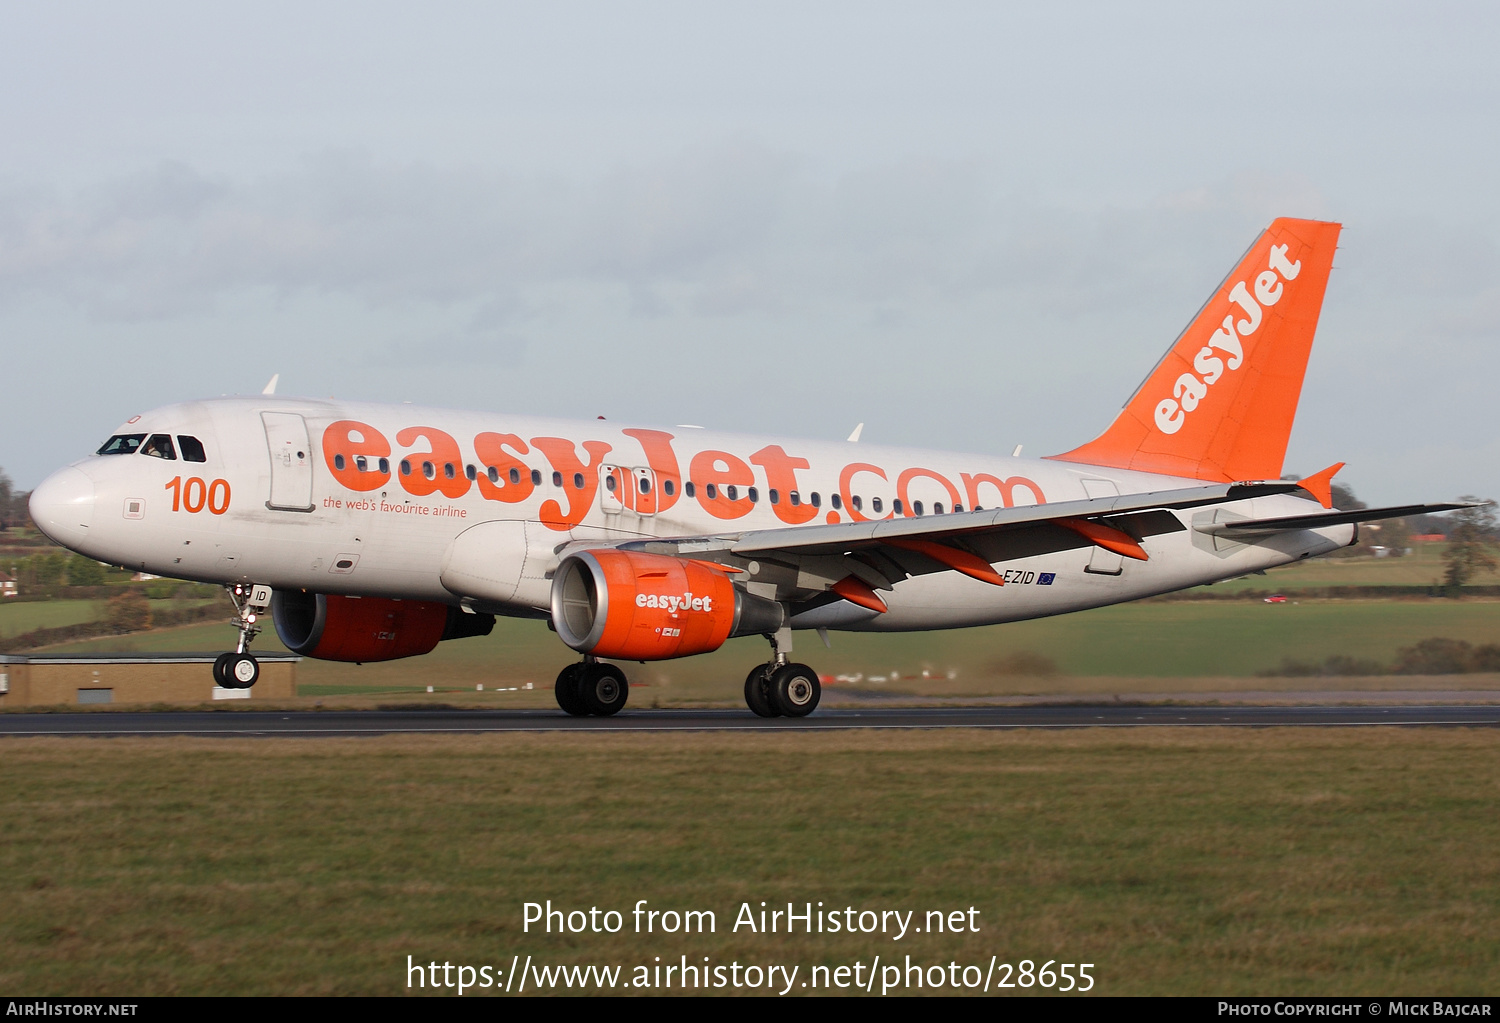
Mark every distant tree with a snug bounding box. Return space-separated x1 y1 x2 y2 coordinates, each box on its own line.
30 552 67 587
1442 498 1499 590
1330 482 1366 511
1394 638 1476 675
1374 516 1412 557
66 556 108 586
105 590 152 633
0 468 12 531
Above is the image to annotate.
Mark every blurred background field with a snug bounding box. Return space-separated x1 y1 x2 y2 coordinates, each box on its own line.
4 535 1497 708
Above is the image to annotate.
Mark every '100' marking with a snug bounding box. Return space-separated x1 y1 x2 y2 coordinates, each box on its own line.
165 476 231 515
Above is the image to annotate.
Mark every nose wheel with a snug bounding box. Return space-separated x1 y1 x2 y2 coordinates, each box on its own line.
216 584 271 690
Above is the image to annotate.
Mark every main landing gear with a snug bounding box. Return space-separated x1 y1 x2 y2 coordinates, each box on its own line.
215 583 271 690
555 659 629 717
744 628 821 718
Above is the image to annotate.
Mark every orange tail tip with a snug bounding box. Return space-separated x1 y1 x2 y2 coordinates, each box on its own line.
886 538 1005 586
831 575 889 613
1054 518 1149 561
1293 462 1344 509
1050 218 1343 483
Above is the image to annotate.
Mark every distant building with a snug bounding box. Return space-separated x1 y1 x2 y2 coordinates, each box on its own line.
0 570 16 598
1410 534 1446 543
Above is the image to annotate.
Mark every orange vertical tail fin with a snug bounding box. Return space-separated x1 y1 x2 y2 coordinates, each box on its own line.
1050 218 1342 482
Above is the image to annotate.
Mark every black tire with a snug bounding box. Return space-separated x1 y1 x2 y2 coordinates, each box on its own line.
213 652 232 687
580 663 628 716
744 664 778 717
555 664 588 716
769 662 820 717
225 653 259 689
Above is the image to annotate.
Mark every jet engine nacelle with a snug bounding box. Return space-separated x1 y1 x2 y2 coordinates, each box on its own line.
551 550 785 660
272 591 494 662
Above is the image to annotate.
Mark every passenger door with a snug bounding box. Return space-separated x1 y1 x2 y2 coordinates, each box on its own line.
262 412 314 512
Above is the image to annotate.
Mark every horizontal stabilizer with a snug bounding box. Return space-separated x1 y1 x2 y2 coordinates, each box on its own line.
1194 502 1472 538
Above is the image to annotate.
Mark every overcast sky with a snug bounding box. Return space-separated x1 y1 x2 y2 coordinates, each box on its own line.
2 2 1497 505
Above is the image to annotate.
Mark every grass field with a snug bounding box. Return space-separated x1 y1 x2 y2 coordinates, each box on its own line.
1 729 1496 995
34 599 1500 705
1212 541 1491 591
0 600 102 639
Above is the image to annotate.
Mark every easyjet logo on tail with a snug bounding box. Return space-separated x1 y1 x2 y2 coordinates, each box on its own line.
1154 244 1303 435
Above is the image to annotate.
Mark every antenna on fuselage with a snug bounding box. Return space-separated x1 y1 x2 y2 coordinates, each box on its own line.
847 423 864 443
262 374 280 396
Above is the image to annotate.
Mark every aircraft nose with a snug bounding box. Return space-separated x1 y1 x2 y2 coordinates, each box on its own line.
29 467 96 548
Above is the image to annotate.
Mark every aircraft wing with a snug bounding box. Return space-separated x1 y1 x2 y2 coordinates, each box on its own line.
607 480 1324 603
1191 502 1471 539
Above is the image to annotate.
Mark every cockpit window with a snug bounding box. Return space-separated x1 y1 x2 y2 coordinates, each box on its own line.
141 434 177 460
177 436 207 462
97 434 146 455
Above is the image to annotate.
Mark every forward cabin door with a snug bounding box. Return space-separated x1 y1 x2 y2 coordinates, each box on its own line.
262 412 315 512
1081 478 1124 576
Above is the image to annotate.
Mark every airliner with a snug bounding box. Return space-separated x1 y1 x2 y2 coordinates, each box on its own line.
27 218 1461 716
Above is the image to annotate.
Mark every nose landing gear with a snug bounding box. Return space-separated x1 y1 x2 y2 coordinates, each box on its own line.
215 583 271 690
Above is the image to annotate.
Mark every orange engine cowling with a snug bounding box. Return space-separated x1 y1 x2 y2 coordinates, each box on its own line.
551 550 784 661
271 591 493 662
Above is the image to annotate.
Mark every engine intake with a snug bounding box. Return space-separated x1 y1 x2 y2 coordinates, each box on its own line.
272 591 494 662
551 550 785 660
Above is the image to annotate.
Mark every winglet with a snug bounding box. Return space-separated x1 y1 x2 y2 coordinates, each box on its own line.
1295 462 1344 509
262 374 280 395
847 423 864 443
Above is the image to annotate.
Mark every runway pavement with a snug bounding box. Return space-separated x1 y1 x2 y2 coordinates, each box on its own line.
1 703 1497 736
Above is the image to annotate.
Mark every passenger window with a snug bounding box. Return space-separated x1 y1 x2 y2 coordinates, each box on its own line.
573 472 584 489
934 502 944 515
706 483 718 500
141 434 176 460
553 471 563 487
685 482 696 498
334 454 347 471
530 470 542 486
663 479 676 497
639 477 651 494
727 485 738 501
177 436 207 462
872 497 883 513
748 487 758 503
810 492 821 508
789 491 801 506
605 474 617 492
851 495 862 511
488 466 500 483
831 493 842 510
444 463 456 480
465 464 477 481
422 461 436 480
356 455 368 472
912 501 923 516
400 460 412 476
510 467 521 485
893 499 904 515
97 434 146 455
379 457 390 474
953 504 962 513
769 489 780 505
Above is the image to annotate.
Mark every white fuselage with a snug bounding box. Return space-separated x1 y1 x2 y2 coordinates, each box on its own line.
31 396 1352 634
